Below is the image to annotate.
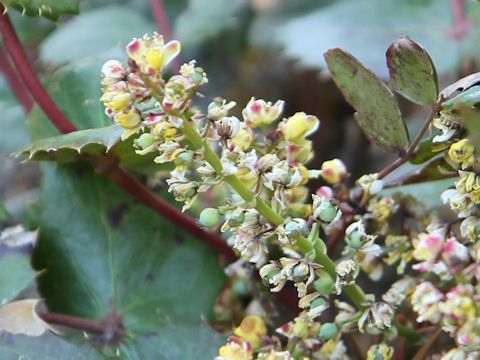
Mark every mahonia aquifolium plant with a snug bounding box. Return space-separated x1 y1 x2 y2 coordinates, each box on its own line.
101 33 480 359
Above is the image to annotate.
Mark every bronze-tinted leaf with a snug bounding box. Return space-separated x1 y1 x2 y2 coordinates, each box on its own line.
386 36 438 105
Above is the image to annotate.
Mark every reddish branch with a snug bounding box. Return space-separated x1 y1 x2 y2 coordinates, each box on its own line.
0 46 33 111
0 7 76 133
449 0 470 40
39 312 106 334
378 103 441 180
0 5 234 259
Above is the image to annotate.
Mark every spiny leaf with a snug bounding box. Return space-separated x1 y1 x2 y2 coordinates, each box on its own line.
386 36 438 105
15 125 123 162
325 48 409 154
1 0 80 21
33 163 226 334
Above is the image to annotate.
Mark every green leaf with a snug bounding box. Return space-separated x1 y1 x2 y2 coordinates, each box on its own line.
39 5 155 66
409 136 450 165
396 157 454 186
0 252 36 303
386 36 438 105
442 85 480 110
2 0 80 21
32 163 226 332
381 178 453 208
0 332 101 359
121 322 226 360
16 125 123 162
324 48 409 154
174 0 238 46
0 202 9 222
252 0 467 77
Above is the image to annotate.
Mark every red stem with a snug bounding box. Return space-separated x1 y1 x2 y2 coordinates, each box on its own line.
0 5 234 259
149 0 181 73
39 312 105 334
107 167 235 258
0 45 33 112
378 104 440 179
0 6 77 134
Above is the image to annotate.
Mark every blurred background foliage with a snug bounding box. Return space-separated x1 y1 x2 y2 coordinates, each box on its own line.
0 0 478 357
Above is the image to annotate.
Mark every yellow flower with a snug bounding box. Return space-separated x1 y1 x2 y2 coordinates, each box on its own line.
320 159 347 185
126 34 181 75
115 110 141 129
242 97 284 128
281 112 319 145
230 128 254 151
234 316 267 350
448 139 474 168
366 344 393 360
217 337 253 360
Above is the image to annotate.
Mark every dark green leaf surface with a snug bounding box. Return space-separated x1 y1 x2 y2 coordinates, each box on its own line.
121 322 225 360
386 36 438 105
2 0 80 21
325 48 409 154
0 332 101 359
39 5 155 66
33 163 226 332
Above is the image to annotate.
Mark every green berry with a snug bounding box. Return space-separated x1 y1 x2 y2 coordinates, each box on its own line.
310 297 326 309
199 208 221 228
346 229 363 249
313 270 334 294
319 323 338 340
191 71 204 85
175 151 193 166
318 202 338 223
135 133 154 149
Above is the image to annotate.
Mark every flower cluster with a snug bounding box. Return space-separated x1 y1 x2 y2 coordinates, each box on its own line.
100 33 480 359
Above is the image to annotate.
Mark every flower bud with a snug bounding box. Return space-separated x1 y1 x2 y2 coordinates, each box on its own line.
174 151 194 166
317 202 338 223
310 297 327 309
234 316 267 350
281 112 319 145
319 323 338 340
345 221 367 249
135 133 155 150
366 344 393 360
313 270 334 294
320 159 347 185
448 139 474 164
199 208 221 228
115 110 141 129
242 97 284 128
292 262 309 282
